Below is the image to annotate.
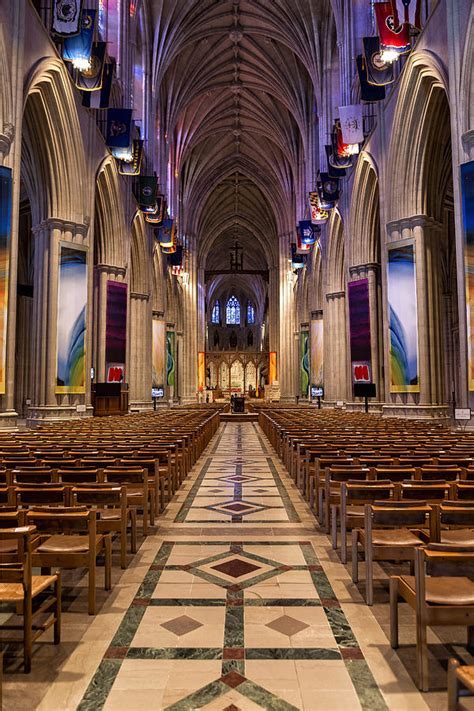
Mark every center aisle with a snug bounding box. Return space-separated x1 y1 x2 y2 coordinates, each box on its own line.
40 423 428 711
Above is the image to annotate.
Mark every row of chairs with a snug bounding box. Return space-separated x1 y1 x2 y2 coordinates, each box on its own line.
0 407 222 676
259 407 474 697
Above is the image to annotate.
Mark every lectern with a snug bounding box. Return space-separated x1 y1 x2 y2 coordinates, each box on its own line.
92 383 129 417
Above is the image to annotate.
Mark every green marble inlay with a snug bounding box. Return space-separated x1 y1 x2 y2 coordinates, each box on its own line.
149 598 226 607
175 457 213 522
245 647 341 660
238 679 300 711
77 659 122 711
126 647 223 660
224 605 244 648
164 679 229 711
345 659 389 711
245 597 321 607
222 659 245 675
266 457 300 522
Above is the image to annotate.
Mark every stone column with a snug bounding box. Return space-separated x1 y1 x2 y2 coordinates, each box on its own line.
383 217 449 420
129 291 152 410
325 291 347 403
180 244 198 403
93 264 127 383
27 219 91 425
279 235 296 400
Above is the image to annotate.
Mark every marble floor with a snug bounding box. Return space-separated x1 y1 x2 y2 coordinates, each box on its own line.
1 423 458 710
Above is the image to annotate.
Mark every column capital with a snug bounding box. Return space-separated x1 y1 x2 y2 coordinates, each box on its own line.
95 264 127 278
387 215 443 235
31 217 90 236
311 309 323 318
349 262 379 277
130 291 149 301
326 290 345 301
153 310 165 318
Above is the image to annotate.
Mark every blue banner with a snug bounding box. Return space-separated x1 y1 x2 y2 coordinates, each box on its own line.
63 9 96 65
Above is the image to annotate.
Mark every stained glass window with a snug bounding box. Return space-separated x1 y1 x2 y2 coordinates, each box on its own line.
211 301 220 324
247 303 255 325
226 296 240 325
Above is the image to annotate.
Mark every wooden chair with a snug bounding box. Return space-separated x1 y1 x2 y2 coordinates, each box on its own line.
352 502 433 605
336 480 397 563
0 526 61 672
71 484 137 568
390 544 474 690
26 507 111 615
322 467 370 531
15 483 69 508
102 468 152 535
448 659 474 711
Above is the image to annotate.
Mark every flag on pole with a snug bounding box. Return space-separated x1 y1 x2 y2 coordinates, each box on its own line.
356 55 386 102
309 192 329 224
338 105 364 144
135 176 158 212
363 37 395 85
299 221 317 246
118 140 143 176
145 196 166 224
158 219 176 248
318 173 340 206
374 2 410 53
325 146 347 178
391 0 422 29
106 108 133 149
52 0 83 36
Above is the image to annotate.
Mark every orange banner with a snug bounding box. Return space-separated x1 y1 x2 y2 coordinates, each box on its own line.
269 352 277 385
198 352 205 392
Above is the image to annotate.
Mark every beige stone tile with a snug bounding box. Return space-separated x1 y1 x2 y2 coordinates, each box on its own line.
132 606 225 648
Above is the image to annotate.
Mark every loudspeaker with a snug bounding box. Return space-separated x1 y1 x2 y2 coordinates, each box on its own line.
354 383 376 398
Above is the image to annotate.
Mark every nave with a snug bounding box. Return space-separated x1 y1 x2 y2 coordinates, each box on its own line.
3 422 440 711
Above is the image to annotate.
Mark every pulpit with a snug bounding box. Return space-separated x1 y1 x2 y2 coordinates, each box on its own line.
92 383 129 417
233 396 245 413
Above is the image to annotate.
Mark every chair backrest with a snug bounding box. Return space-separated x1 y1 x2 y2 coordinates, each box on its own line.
26 507 92 534
419 544 474 578
371 466 416 482
369 501 432 527
400 481 450 502
15 484 68 507
13 469 55 484
417 466 463 482
451 482 474 500
57 470 101 484
72 484 124 508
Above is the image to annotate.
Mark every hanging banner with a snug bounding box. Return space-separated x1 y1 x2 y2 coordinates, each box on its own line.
136 176 158 212
309 191 329 224
298 221 316 245
0 168 12 394
311 318 324 387
198 352 205 392
152 319 165 388
56 245 87 394
300 330 310 397
63 9 96 64
72 41 106 91
269 352 277 385
52 0 83 36
391 0 422 30
461 161 474 390
363 37 395 86
106 281 127 383
388 243 419 392
348 279 372 384
374 1 410 53
318 173 340 204
325 146 347 178
106 108 133 149
166 331 175 387
82 59 115 109
338 105 364 145
145 195 166 224
118 139 143 176
158 218 176 247
356 55 386 103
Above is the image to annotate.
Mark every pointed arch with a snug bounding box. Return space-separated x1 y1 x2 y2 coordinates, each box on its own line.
94 158 127 268
130 212 150 294
349 154 380 267
326 210 345 293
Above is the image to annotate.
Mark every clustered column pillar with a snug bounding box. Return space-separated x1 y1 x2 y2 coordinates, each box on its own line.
279 234 296 400
325 291 347 403
129 291 152 409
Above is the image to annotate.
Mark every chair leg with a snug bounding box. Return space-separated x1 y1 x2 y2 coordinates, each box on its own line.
120 529 127 569
331 506 338 550
447 658 460 711
468 626 474 653
416 618 429 691
389 578 399 649
130 510 137 554
54 572 61 644
366 542 374 606
23 597 32 673
351 530 359 583
104 536 112 591
88 560 96 615
341 521 347 565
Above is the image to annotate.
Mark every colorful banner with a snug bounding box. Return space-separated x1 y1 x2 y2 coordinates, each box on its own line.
106 281 127 379
388 243 419 392
0 168 12 394
72 41 106 91
56 245 87 393
391 0 422 30
356 55 386 103
106 108 133 150
338 105 364 144
63 9 96 64
166 331 175 387
348 279 372 381
363 37 395 86
269 352 277 385
311 319 324 387
81 59 115 109
374 2 410 53
52 0 83 36
300 330 310 397
198 352 205 392
461 161 474 390
152 319 165 388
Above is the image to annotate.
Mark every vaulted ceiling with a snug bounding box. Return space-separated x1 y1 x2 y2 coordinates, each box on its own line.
150 0 338 309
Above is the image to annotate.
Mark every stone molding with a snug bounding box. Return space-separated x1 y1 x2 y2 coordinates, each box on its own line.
326 290 345 301
95 263 127 278
386 214 443 236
